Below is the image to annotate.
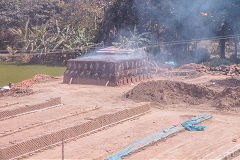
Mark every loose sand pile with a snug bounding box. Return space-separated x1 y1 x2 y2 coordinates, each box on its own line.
125 80 240 108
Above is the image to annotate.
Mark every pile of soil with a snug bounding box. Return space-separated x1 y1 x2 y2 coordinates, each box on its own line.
0 88 33 98
213 78 240 88
125 80 240 108
125 80 216 105
215 87 240 109
180 63 240 75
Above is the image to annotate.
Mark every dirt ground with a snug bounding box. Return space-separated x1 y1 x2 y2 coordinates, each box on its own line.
0 70 240 160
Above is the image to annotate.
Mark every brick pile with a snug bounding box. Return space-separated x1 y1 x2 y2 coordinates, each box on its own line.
63 56 153 86
210 64 240 76
17 74 53 88
180 63 210 72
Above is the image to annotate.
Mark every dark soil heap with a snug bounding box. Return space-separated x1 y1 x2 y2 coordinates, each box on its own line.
125 80 216 105
215 87 240 109
125 80 240 108
213 78 240 88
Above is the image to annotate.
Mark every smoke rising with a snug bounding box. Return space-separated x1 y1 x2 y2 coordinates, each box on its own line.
104 0 240 64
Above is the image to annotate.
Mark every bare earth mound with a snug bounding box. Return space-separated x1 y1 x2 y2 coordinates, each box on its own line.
126 80 240 108
213 78 240 88
125 80 215 105
215 87 240 109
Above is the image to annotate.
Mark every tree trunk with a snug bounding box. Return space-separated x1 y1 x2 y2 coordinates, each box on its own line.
219 39 226 59
234 39 238 59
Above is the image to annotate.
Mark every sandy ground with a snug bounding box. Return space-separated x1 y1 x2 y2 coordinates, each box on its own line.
0 71 240 160
24 108 240 160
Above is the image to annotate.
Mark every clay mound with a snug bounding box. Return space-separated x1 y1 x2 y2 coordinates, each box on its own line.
214 78 240 88
125 80 216 105
220 87 240 97
215 87 240 109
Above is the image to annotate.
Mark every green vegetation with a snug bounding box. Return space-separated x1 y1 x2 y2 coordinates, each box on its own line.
0 0 112 51
10 20 92 53
0 0 240 64
0 63 66 86
112 26 150 49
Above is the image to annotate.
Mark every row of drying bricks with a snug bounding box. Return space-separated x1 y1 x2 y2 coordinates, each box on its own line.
0 103 150 160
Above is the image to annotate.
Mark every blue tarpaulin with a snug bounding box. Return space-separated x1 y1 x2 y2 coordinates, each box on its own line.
168 61 176 66
182 119 206 131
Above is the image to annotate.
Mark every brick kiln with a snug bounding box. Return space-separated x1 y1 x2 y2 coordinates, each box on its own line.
63 47 153 86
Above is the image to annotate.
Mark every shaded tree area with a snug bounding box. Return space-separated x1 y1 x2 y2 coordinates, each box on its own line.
98 0 240 62
1 0 240 62
0 0 60 49
0 0 113 51
212 0 240 59
96 0 138 42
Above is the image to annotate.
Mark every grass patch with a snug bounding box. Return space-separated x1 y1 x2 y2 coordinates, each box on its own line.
0 63 66 86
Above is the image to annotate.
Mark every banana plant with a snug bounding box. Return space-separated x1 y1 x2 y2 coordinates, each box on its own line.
10 19 91 53
113 25 151 49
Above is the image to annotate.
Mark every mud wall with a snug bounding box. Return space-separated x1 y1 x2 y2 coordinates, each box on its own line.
0 105 150 160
